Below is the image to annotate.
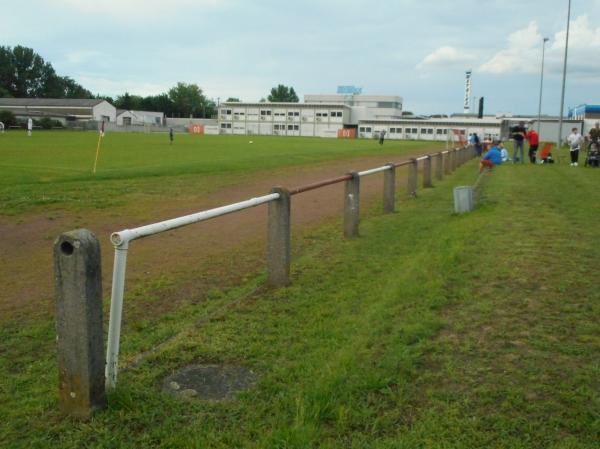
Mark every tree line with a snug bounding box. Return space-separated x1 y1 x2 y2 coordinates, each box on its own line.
0 46 300 119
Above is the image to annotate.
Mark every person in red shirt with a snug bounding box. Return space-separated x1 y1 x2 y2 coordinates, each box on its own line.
526 128 540 164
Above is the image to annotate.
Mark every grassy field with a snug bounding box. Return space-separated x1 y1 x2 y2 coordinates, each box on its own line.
1 134 598 448
0 131 442 215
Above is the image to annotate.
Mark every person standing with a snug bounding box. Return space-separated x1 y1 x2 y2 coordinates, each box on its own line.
511 121 526 163
27 117 33 137
169 128 174 145
379 130 386 145
526 128 540 164
0 121 4 133
472 132 482 156
589 122 600 144
567 127 584 166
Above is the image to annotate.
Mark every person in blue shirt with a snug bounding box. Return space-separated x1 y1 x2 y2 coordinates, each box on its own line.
479 140 503 173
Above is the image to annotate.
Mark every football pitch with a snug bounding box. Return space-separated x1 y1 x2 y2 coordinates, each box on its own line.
0 131 443 215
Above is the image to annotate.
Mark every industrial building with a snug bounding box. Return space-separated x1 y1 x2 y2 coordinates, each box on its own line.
0 98 116 123
218 94 502 140
116 109 164 126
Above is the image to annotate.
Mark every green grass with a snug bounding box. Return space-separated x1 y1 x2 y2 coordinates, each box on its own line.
0 131 442 214
1 156 599 448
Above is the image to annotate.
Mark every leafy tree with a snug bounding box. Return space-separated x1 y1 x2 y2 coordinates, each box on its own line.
226 97 240 102
168 82 208 117
0 45 92 99
115 92 145 110
267 84 299 102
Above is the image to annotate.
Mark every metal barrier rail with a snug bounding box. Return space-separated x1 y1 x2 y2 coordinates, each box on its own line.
106 192 281 388
104 146 472 388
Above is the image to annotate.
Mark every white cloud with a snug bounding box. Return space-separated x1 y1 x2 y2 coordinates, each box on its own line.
416 46 476 70
479 16 600 76
75 75 172 97
479 21 541 74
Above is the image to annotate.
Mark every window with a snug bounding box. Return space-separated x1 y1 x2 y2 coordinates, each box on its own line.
365 127 372 132
331 111 343 117
220 123 231 129
274 112 285 117
359 127 365 132
260 110 272 116
287 124 299 130
436 129 444 135
420 128 427 134
316 112 329 117
406 128 412 134
412 128 418 134
221 109 232 115
427 128 433 134
287 111 300 116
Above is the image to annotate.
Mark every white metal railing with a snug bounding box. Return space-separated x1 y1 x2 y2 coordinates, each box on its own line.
357 165 391 177
104 146 470 388
105 193 280 388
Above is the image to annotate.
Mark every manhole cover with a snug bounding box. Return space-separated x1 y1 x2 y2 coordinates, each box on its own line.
163 364 257 401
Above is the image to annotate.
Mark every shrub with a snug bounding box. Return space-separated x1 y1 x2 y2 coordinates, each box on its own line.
0 110 17 127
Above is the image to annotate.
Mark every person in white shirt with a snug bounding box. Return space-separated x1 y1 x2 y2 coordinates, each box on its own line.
567 127 584 166
27 117 33 137
499 142 510 162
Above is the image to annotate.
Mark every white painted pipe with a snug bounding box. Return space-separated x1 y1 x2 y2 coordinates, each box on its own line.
357 165 391 177
106 192 280 388
105 241 129 389
111 193 280 247
416 156 429 161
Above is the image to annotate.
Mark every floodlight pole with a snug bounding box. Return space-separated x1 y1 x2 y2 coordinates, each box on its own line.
557 0 571 149
537 37 549 134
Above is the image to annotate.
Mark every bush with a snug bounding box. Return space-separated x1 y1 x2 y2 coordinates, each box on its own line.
36 117 54 129
0 110 17 127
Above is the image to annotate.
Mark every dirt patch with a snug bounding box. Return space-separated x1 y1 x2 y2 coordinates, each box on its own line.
163 364 257 401
0 150 435 324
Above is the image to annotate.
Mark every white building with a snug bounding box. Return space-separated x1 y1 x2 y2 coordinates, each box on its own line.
116 109 164 126
304 94 403 123
0 98 116 123
357 117 503 141
218 102 350 138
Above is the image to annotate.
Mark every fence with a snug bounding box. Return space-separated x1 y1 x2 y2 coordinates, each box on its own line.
54 144 475 416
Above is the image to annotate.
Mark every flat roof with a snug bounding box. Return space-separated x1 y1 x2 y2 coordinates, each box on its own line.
221 102 351 108
0 98 107 107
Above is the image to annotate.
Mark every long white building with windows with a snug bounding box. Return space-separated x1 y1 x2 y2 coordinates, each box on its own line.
218 102 350 138
216 94 537 141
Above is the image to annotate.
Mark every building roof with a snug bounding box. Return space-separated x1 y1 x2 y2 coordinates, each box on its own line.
0 98 107 107
221 102 351 108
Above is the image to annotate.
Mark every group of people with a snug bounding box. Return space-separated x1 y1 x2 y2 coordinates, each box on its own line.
478 121 600 172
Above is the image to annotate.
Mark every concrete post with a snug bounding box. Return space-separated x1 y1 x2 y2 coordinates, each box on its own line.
451 149 458 171
383 163 395 213
454 186 474 213
54 229 106 419
407 158 418 197
435 152 443 180
422 155 432 188
444 151 451 175
268 187 291 286
344 172 360 238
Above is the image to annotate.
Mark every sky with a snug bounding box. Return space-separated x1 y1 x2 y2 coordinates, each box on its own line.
3 0 599 115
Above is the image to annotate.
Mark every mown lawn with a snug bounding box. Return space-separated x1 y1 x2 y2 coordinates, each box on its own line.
0 131 442 215
1 155 599 448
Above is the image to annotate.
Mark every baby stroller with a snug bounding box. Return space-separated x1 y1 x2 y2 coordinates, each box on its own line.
585 142 600 167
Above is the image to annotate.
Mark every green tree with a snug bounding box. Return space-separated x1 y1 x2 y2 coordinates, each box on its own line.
168 82 207 117
267 84 299 102
226 97 240 102
0 45 92 99
115 92 144 110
